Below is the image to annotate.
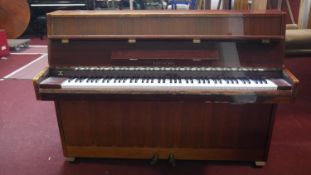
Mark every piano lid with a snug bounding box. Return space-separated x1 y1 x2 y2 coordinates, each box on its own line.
47 10 285 16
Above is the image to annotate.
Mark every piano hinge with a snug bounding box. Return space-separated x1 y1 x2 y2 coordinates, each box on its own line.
128 39 136 44
61 39 69 44
193 39 201 44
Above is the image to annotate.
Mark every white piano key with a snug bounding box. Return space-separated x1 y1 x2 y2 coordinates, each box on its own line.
61 77 278 92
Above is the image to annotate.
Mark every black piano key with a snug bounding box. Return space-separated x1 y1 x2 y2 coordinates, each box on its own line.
233 79 238 84
238 78 243 83
219 79 222 84
241 79 246 84
213 79 217 84
245 79 251 84
228 78 233 84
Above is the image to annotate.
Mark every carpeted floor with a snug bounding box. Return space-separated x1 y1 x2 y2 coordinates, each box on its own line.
5 54 48 79
0 38 310 175
0 54 42 78
1 44 48 79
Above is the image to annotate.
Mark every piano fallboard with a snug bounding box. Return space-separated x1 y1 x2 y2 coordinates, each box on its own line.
48 39 284 68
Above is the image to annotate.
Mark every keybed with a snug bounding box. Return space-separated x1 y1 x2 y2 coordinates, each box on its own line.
39 66 293 92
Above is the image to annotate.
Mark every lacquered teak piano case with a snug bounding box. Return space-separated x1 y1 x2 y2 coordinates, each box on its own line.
33 10 299 166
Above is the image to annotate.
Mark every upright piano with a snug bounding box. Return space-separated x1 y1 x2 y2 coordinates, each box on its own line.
33 10 299 166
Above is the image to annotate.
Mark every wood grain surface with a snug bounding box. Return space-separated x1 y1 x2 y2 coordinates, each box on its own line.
47 10 285 39
56 100 275 161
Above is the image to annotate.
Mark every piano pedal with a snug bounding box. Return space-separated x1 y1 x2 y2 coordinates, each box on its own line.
150 153 159 165
168 153 176 167
254 161 266 167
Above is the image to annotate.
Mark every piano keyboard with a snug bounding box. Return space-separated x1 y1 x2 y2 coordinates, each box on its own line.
60 77 279 92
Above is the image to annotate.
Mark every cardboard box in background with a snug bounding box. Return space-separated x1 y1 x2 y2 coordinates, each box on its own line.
0 29 10 57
